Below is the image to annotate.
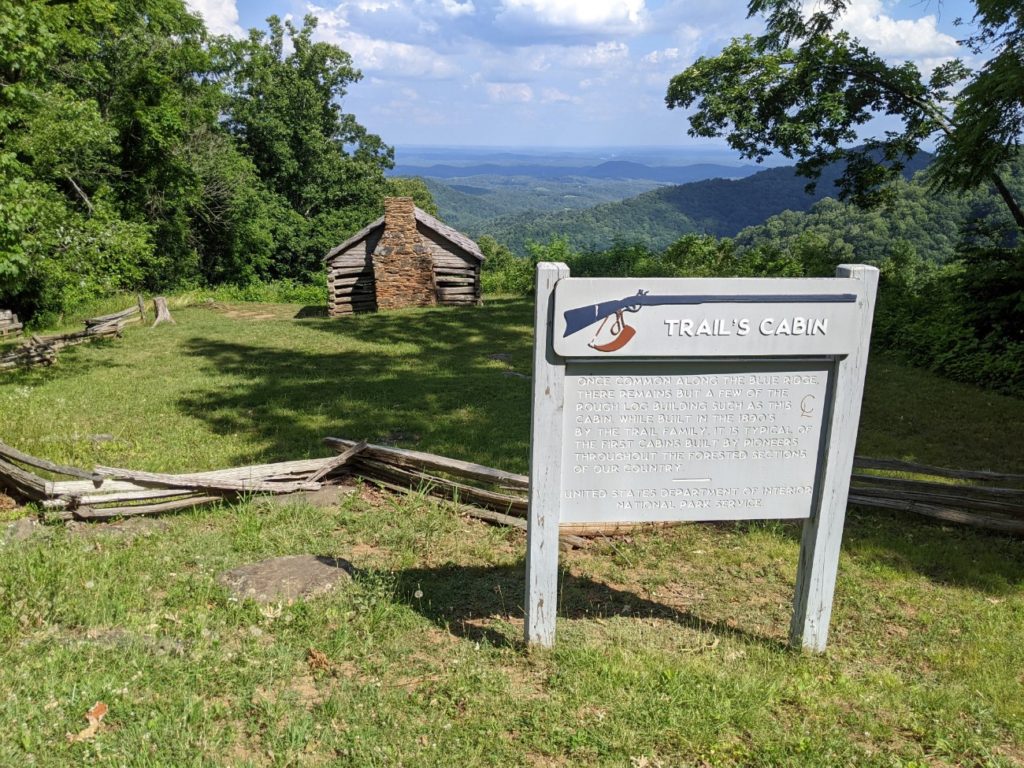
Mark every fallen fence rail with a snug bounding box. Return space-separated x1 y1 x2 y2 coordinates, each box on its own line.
1 436 1020 537
0 440 365 521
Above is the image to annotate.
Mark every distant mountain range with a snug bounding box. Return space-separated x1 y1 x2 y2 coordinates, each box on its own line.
475 152 936 254
393 161 760 184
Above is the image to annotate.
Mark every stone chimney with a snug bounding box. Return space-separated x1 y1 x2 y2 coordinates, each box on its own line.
373 197 436 310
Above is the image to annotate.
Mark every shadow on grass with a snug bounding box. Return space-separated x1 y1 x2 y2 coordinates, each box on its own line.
737 514 1024 595
843 508 1024 594
1 336 130 385
386 562 790 653
293 305 328 319
178 299 1022 596
177 299 535 471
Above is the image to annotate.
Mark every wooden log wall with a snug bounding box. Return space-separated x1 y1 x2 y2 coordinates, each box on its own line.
427 247 482 307
328 237 482 314
327 235 379 317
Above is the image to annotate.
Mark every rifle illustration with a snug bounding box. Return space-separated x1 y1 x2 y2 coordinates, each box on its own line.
563 290 858 352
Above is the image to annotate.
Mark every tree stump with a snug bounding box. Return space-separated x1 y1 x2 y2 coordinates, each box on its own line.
152 297 175 327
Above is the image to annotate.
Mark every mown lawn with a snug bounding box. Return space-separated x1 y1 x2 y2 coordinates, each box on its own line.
1 299 1022 767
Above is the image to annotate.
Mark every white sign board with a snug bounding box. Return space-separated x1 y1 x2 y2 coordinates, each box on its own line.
561 360 830 523
553 277 861 358
526 264 878 653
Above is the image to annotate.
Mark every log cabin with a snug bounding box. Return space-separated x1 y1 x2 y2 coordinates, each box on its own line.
324 197 484 316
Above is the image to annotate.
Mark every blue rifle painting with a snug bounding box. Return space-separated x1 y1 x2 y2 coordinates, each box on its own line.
562 290 858 352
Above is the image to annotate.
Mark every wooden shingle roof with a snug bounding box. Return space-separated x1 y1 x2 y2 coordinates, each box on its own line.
324 207 485 262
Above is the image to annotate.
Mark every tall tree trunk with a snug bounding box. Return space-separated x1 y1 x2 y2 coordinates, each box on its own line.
990 172 1024 234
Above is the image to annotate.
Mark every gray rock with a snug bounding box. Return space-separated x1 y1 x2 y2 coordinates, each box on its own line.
218 555 353 605
4 517 38 543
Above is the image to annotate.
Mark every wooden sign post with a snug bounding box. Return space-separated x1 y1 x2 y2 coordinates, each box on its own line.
526 262 878 652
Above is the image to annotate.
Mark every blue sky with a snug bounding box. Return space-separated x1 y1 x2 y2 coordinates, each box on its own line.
186 0 978 156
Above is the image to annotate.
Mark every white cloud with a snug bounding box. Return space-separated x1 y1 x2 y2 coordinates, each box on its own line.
540 87 580 104
486 82 534 102
311 4 459 77
185 0 245 37
641 47 679 65
816 0 959 59
356 0 398 10
439 0 475 17
499 0 646 32
562 40 629 67
337 33 458 76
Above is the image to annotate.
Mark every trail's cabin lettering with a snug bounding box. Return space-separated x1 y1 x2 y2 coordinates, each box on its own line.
526 264 878 653
660 317 831 337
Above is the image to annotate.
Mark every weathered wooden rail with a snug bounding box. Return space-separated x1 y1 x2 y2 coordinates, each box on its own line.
849 458 1024 535
323 438 1024 537
0 439 367 521
1 436 1021 537
0 297 148 372
0 310 23 338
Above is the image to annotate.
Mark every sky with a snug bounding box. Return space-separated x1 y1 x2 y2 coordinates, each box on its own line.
185 0 979 155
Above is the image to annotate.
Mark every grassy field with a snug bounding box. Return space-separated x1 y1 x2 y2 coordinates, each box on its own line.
1 298 1023 766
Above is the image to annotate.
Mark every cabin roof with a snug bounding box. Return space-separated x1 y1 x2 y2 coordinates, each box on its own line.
324 207 485 263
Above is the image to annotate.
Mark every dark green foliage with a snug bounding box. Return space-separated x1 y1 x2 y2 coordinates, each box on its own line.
215 15 394 280
485 166 1022 394
478 235 534 295
423 175 667 235
0 3 402 321
666 0 1024 231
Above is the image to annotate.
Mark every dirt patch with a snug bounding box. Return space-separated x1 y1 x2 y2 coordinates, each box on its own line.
219 555 354 605
223 310 279 321
200 301 297 321
254 671 325 710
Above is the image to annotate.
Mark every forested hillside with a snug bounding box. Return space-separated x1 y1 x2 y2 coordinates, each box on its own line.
482 153 933 254
0 0 430 322
422 176 668 234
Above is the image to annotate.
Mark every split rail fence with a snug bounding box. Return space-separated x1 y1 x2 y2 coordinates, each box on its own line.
0 298 148 371
0 436 1020 538
0 310 22 339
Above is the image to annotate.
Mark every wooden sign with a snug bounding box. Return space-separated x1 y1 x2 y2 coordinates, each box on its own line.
526 263 879 652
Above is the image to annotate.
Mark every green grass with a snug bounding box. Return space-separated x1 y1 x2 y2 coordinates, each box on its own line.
1 298 1023 766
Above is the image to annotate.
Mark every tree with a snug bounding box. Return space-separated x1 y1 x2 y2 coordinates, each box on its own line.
665 0 1024 233
216 15 394 279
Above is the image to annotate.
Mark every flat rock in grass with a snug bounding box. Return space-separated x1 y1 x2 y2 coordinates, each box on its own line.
256 484 356 510
4 517 39 544
219 555 353 605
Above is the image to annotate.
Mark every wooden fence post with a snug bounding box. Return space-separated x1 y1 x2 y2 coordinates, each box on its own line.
152 297 175 327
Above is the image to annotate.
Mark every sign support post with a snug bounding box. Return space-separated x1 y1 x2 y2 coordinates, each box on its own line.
525 262 569 647
790 264 878 651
